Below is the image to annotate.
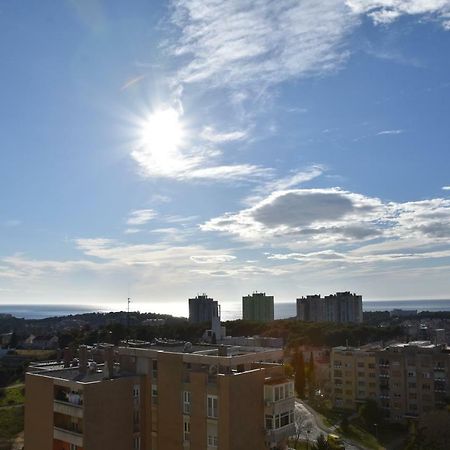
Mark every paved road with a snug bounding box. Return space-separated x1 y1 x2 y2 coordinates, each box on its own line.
294 400 364 450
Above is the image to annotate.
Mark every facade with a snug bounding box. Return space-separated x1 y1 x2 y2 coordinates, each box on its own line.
189 294 219 324
297 292 363 324
296 346 331 395
330 345 379 410
242 292 274 322
376 341 450 423
25 342 295 450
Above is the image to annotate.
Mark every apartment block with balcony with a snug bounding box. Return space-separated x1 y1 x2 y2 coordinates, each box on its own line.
375 341 450 423
119 341 294 450
242 292 274 322
189 294 219 324
297 292 363 324
25 342 294 450
330 345 379 410
25 346 143 450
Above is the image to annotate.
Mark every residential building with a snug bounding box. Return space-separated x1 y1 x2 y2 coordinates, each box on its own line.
25 341 295 450
330 345 379 410
188 294 219 324
296 346 331 395
376 341 450 423
297 292 363 324
242 292 274 322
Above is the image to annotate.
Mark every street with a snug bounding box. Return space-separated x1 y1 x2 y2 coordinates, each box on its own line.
294 400 363 450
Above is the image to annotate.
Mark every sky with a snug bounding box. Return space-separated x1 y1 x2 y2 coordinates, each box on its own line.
1 0 450 315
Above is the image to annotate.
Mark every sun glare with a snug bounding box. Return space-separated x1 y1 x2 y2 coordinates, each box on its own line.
138 107 186 173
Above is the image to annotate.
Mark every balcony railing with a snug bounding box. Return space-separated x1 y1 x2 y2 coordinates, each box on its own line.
266 423 296 443
53 427 83 447
53 400 83 418
264 397 295 416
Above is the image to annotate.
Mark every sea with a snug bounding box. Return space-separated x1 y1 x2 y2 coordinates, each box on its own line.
1 299 450 321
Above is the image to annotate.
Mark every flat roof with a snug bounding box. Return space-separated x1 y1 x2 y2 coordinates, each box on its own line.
28 364 135 384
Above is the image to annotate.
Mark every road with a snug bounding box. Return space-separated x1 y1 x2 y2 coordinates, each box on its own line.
294 400 365 450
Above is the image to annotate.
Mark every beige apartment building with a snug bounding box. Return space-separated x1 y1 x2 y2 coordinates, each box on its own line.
25 342 295 450
376 341 450 423
330 345 379 410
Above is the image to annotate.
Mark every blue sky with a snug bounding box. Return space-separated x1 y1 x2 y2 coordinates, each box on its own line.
1 0 450 314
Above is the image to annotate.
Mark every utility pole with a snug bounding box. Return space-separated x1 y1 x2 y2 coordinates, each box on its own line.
126 297 131 346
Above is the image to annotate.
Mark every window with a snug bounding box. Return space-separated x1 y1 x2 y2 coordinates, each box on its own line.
152 360 158 378
70 445 77 450
133 436 140 450
133 410 140 425
152 385 158 405
207 395 218 418
270 410 294 429
183 391 191 414
183 418 190 442
133 385 140 400
280 411 290 427
207 434 218 447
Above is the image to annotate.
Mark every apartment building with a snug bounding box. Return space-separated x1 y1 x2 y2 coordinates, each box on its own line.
25 341 295 450
242 292 274 322
376 341 450 423
297 292 363 324
189 294 219 324
330 345 379 410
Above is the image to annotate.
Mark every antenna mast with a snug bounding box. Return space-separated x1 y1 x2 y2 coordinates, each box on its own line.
126 297 131 346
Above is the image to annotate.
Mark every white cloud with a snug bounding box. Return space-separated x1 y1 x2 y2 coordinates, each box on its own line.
171 0 358 88
442 186 450 190
377 129 404 135
127 209 157 226
190 255 236 264
261 166 324 192
202 188 385 243
200 126 248 143
202 188 450 259
130 105 268 182
347 1 450 28
170 1 450 92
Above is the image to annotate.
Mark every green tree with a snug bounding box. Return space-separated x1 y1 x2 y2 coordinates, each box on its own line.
293 351 305 398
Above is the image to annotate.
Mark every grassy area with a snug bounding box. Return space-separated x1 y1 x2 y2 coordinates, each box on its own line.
339 424 383 450
0 386 24 407
0 406 24 440
287 440 311 449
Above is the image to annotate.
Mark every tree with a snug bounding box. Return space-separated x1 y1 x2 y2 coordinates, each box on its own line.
293 350 305 398
313 434 331 450
340 414 350 433
307 351 315 398
358 399 383 431
406 410 450 450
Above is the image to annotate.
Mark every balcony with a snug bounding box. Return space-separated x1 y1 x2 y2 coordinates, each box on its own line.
53 427 83 447
53 400 83 418
266 423 295 443
265 397 295 416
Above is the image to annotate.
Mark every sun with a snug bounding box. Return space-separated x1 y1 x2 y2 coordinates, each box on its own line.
137 107 187 174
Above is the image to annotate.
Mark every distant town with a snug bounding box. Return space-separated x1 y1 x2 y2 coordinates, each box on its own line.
1 292 450 449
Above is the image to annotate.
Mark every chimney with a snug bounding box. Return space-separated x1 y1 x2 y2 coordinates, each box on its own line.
63 347 73 368
104 345 115 379
79 345 88 375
